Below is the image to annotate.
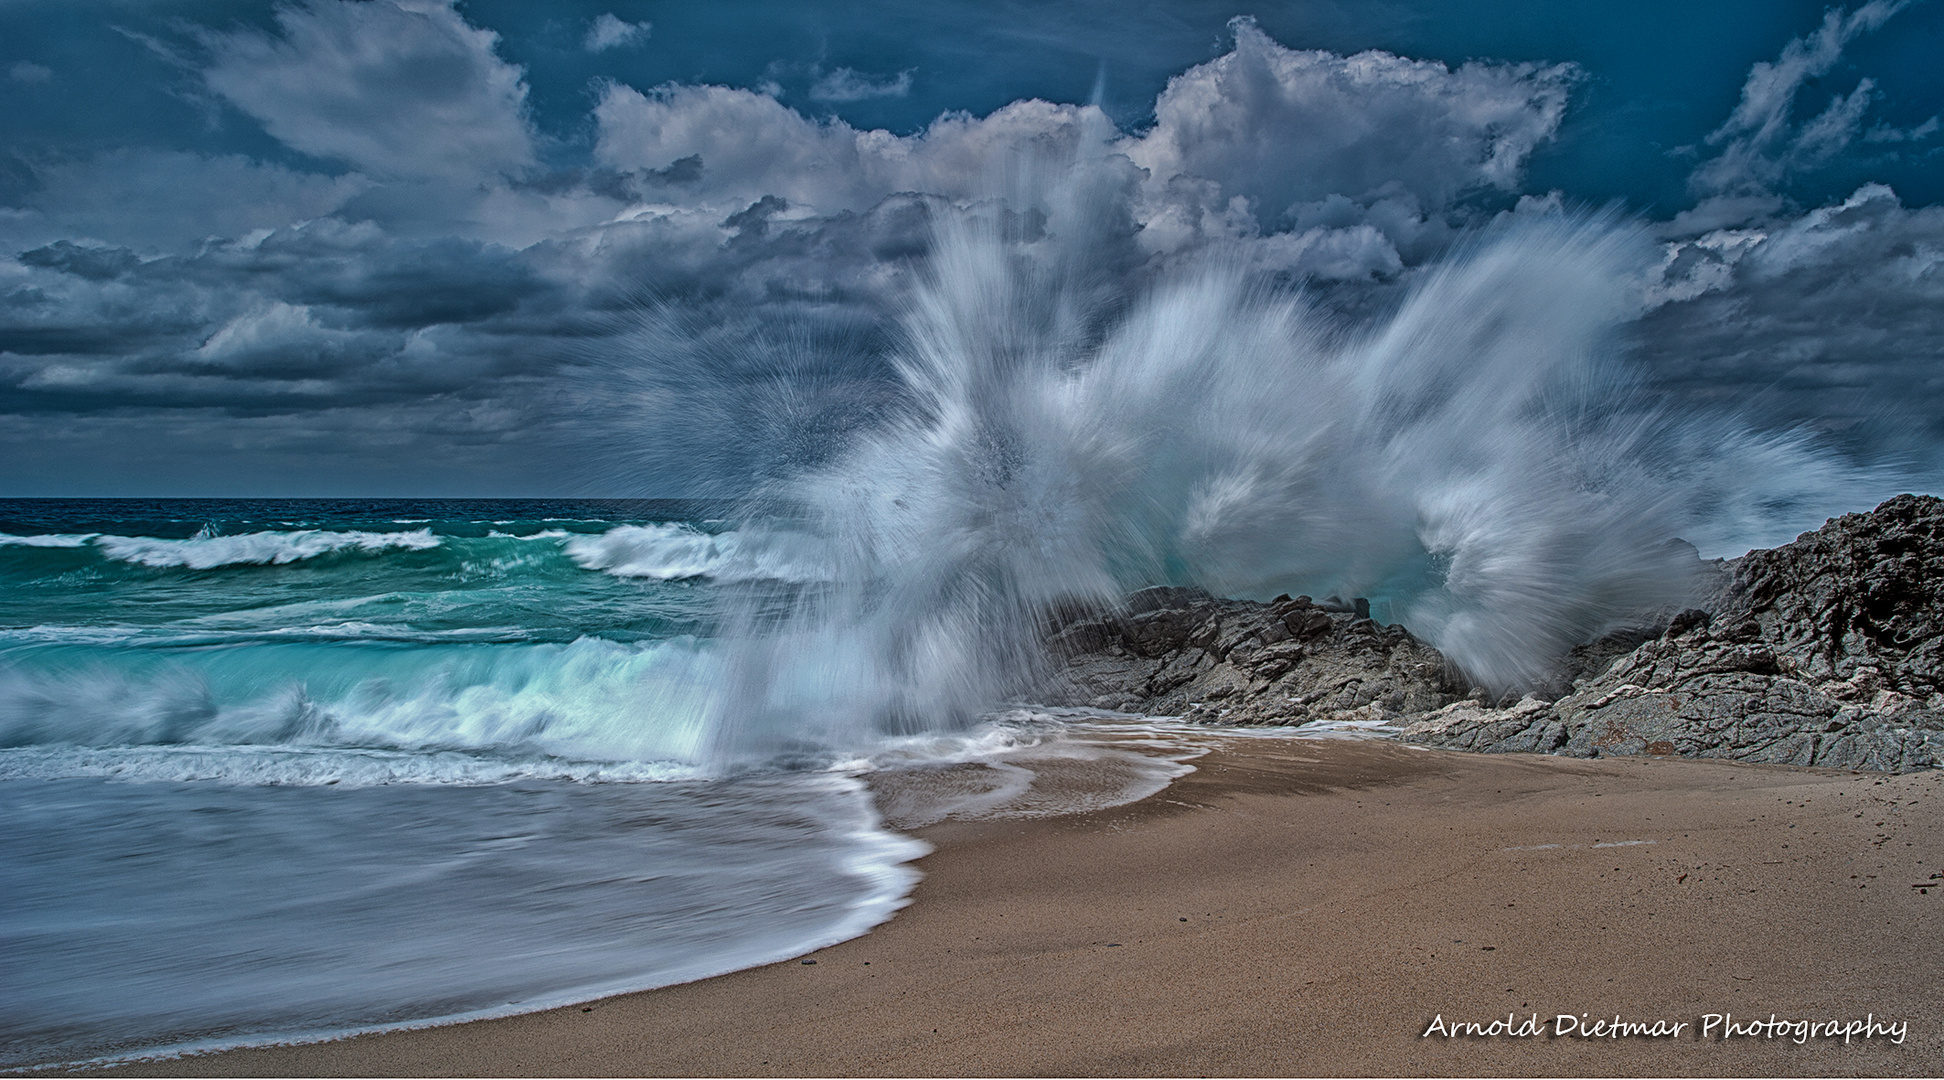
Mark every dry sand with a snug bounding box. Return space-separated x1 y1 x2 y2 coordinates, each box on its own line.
84 738 1944 1077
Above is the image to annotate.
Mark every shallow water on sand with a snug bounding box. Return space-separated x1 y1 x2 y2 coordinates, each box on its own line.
0 708 1362 1069
0 769 925 1068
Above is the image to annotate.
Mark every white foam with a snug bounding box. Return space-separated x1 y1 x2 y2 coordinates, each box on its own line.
0 744 705 786
0 531 95 547
0 625 148 646
244 622 538 642
93 528 441 568
1282 717 1403 740
858 711 1213 826
564 523 826 582
0 636 722 767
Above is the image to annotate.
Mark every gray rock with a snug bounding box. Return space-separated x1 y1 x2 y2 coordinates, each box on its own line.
1032 591 1461 728
1034 496 1944 774
1719 493 1944 696
1400 496 1944 772
1122 607 1203 658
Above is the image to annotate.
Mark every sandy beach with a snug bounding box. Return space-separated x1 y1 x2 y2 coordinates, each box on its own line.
80 735 1944 1077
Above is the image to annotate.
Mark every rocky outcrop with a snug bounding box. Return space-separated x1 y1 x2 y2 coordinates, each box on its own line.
1036 495 1944 773
1401 495 1944 771
1723 493 1944 697
1035 586 1461 726
1399 612 1944 771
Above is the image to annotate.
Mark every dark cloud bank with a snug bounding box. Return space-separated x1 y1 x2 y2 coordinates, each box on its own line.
0 1 1939 503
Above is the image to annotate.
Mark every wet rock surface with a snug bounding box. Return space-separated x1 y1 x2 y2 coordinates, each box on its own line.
1034 586 1460 727
1034 495 1944 773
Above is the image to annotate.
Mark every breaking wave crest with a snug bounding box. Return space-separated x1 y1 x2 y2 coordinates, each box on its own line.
90 528 440 568
0 529 447 569
0 523 821 584
0 637 721 776
565 523 827 582
0 532 92 548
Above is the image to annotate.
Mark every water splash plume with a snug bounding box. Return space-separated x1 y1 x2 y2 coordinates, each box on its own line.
694 173 1900 763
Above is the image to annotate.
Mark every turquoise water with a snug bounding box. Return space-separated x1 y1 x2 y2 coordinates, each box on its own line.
0 499 928 1068
0 499 822 763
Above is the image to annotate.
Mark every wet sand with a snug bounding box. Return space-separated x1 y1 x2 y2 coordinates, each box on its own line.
86 738 1944 1077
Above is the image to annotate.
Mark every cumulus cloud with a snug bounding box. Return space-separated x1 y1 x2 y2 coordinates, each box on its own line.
1125 18 1574 233
591 18 1572 281
583 13 650 53
186 302 396 378
593 83 1105 214
593 82 876 211
201 0 537 181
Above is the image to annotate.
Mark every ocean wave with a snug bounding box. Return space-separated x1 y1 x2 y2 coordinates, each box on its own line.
0 624 548 649
0 532 96 548
93 528 441 569
0 625 153 647
565 523 826 583
243 622 540 643
0 637 721 769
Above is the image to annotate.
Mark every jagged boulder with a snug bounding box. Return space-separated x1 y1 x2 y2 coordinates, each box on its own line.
1402 614 1944 771
1720 493 1944 695
1033 592 1460 723
1401 496 1944 772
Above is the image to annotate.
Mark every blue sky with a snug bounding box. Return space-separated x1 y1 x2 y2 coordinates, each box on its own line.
1 0 1940 495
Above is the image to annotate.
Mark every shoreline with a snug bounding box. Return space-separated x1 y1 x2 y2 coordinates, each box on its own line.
81 737 1944 1077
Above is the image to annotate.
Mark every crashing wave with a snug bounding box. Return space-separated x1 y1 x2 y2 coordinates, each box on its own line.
93 528 441 569
0 636 719 768
564 523 826 583
697 184 1899 760
0 532 96 548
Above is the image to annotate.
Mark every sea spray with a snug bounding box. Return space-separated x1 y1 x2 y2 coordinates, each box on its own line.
699 188 1901 761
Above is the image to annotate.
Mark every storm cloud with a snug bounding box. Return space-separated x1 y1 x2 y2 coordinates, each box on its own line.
1 0 1940 495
